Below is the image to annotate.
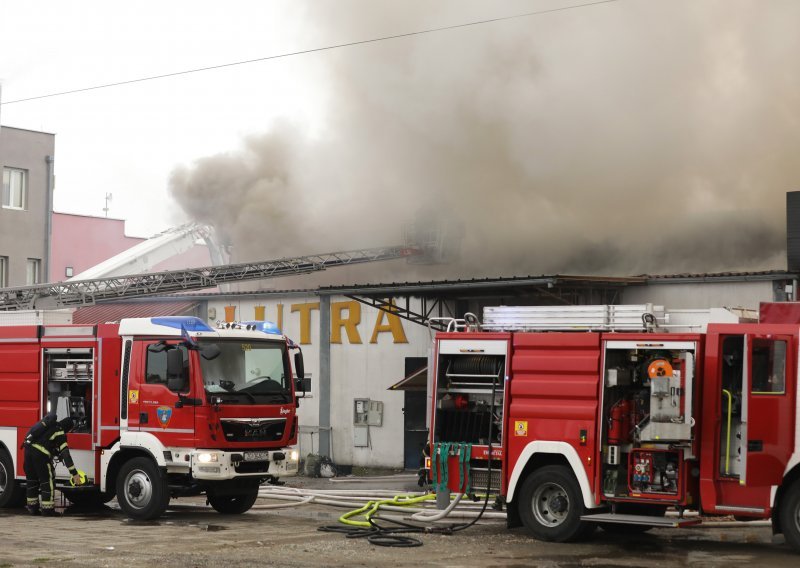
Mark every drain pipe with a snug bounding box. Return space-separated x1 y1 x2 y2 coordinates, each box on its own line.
44 155 54 281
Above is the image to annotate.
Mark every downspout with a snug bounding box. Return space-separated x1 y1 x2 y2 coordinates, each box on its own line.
319 295 331 458
44 155 54 282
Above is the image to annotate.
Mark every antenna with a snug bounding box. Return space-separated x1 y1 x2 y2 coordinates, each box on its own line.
103 192 113 217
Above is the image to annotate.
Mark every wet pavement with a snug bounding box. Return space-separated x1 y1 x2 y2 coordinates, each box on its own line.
0 474 798 567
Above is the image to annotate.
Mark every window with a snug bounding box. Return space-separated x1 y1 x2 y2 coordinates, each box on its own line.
199 339 291 404
0 256 7 287
26 258 41 285
145 344 189 392
2 168 27 210
752 338 786 394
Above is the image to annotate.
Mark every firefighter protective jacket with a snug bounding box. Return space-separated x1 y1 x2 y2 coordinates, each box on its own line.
27 425 78 476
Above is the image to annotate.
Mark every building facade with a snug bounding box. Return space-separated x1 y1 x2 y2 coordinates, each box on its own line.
0 126 55 287
50 213 211 282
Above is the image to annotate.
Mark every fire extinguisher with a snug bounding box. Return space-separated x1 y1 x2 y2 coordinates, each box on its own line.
608 399 632 444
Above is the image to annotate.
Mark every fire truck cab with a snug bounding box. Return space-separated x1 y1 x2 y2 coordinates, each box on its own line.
0 316 303 519
427 305 800 551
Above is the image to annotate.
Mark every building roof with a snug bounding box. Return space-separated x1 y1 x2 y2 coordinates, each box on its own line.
85 270 795 305
641 270 792 283
72 301 199 324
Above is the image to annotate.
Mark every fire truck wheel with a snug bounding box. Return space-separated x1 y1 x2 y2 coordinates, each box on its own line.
207 487 259 514
780 481 800 551
0 450 25 508
518 465 593 542
116 457 170 520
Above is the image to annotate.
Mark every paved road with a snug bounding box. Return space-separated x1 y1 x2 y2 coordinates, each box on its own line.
0 476 797 567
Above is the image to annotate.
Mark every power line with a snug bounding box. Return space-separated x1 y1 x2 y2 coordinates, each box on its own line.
0 0 620 106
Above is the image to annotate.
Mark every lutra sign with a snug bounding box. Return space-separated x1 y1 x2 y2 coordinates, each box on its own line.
219 300 407 345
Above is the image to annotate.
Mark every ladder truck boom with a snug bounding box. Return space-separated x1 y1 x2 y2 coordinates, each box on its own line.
0 245 419 311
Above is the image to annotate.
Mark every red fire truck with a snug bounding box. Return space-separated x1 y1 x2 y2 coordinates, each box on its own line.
0 316 304 520
427 305 800 551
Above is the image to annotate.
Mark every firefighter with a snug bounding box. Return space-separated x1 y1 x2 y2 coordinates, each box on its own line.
23 415 83 516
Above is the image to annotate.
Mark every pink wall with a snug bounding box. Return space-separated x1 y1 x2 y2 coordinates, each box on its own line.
50 213 210 282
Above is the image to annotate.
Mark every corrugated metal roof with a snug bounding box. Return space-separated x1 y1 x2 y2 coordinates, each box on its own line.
642 270 792 281
73 301 199 324
138 270 795 301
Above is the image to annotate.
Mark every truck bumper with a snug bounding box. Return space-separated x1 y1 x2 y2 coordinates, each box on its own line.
190 448 300 481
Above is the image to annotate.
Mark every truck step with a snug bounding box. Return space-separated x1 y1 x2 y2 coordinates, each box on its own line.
580 513 702 528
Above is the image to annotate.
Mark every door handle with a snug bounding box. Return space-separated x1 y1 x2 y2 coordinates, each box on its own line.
747 440 763 452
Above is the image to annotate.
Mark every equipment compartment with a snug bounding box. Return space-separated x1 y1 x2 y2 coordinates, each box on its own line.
434 353 504 445
45 348 93 433
599 339 697 504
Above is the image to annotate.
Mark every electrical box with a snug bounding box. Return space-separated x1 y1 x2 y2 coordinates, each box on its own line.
354 398 369 425
354 399 384 426
354 425 369 447
367 400 383 426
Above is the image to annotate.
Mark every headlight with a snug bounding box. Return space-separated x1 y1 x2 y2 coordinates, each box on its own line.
197 452 219 463
290 450 299 461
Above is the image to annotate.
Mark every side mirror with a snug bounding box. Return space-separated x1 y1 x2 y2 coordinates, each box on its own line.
294 351 305 380
167 376 187 392
201 344 221 360
166 349 187 392
148 341 168 353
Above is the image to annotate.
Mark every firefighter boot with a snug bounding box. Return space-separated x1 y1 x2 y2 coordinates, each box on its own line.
40 507 56 517
26 497 40 516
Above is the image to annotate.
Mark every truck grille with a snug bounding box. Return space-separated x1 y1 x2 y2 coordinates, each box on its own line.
221 419 286 442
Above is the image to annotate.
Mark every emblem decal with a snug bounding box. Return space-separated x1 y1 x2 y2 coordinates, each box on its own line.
156 406 173 429
128 390 139 404
514 420 528 437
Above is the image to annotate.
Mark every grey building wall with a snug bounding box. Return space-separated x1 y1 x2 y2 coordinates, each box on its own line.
621 280 778 311
0 126 55 286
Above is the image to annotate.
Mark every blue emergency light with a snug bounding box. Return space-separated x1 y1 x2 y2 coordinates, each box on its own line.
150 316 214 332
240 320 282 334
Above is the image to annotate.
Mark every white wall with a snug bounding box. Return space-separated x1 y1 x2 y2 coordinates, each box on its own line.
621 281 775 310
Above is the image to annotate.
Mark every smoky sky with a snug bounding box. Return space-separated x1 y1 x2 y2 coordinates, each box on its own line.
169 0 799 285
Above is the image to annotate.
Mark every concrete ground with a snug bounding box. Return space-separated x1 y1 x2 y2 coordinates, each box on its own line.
0 473 798 567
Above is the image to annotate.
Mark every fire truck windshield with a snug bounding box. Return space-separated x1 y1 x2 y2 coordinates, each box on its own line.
199 339 291 404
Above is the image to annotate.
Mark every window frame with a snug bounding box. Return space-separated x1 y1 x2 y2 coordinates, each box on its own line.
0 256 8 287
145 343 190 393
751 337 787 395
2 167 28 210
26 258 41 285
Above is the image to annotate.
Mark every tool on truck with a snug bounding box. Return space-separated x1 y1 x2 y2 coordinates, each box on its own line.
424 304 800 552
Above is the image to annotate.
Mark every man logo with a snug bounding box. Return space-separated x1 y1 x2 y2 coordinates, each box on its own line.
280 407 291 415
156 406 173 428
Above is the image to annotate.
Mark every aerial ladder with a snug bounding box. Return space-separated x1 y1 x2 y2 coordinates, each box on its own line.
67 223 229 281
0 219 452 311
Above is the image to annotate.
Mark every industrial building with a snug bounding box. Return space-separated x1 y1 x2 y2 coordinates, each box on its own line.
62 268 794 471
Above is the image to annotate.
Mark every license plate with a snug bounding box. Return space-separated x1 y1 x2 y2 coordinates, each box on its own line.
244 451 270 462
